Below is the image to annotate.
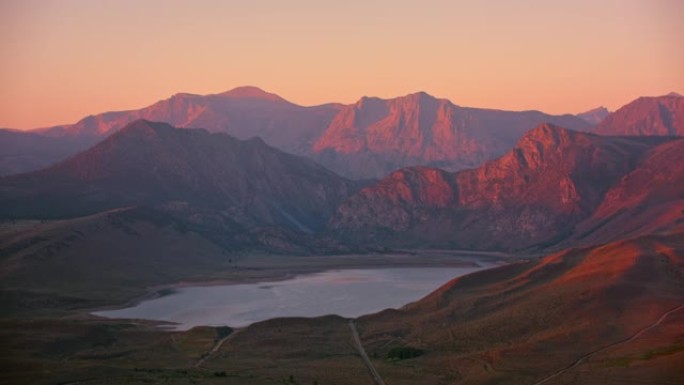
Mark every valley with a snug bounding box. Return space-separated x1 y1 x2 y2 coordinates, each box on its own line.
1 93 683 384
1 229 681 385
3 1 684 383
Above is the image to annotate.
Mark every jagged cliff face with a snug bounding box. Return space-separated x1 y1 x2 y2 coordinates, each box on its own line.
594 94 684 136
329 167 457 234
329 124 673 250
315 93 480 162
313 93 590 178
563 138 684 246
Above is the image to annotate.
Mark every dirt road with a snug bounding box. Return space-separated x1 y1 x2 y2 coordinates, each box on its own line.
350 320 387 385
532 303 684 385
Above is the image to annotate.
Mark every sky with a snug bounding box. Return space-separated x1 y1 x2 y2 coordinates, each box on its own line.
1 0 682 129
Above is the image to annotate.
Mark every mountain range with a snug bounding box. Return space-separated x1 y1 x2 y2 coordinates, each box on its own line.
312 92 591 178
330 123 682 250
36 86 341 153
11 88 684 179
2 116 682 255
0 120 365 254
0 87 341 176
1 89 684 384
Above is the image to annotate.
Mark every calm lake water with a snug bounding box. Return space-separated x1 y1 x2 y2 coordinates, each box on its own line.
94 265 491 330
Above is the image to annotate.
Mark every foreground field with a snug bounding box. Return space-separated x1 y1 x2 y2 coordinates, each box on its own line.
1 229 682 384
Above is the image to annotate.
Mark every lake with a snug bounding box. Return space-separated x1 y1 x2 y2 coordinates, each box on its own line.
94 265 492 330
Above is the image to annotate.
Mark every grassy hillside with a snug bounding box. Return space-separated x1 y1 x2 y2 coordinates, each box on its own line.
1 229 682 384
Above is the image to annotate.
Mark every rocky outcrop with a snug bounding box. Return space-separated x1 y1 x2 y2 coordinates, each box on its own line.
313 92 590 178
594 93 684 136
329 124 673 250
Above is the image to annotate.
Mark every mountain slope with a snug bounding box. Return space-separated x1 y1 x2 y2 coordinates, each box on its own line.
577 106 610 124
6 88 594 179
329 124 675 250
594 93 684 136
0 207 232 314
566 138 684 246
1 120 355 233
313 92 591 178
0 129 98 176
2 87 341 176
38 86 341 154
356 228 684 384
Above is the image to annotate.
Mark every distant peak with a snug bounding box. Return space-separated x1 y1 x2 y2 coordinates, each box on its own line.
576 106 610 124
169 92 200 99
509 123 588 161
523 123 579 142
400 91 439 102
245 135 267 146
529 122 569 133
580 106 609 114
353 91 444 107
666 91 683 98
219 86 286 102
355 95 385 109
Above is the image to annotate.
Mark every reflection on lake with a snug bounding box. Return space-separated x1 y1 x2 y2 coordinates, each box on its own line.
94 265 491 330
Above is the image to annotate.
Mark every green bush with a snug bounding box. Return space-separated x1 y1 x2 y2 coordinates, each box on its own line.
215 326 233 339
387 346 424 361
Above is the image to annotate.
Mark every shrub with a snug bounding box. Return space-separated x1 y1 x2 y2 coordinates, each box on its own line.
215 326 232 339
387 346 424 361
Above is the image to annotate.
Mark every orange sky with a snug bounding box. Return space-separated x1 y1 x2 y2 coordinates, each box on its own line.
1 0 682 129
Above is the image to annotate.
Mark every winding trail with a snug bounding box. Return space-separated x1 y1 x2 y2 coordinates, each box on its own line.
532 303 684 385
349 320 387 385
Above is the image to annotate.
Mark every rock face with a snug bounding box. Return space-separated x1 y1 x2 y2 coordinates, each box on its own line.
576 106 610 124
312 92 591 178
329 124 677 250
564 138 684 246
593 93 684 136
0 120 355 233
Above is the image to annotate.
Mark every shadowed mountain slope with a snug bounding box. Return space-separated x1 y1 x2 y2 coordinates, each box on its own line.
0 207 231 314
0 129 97 176
564 138 684 247
0 120 355 234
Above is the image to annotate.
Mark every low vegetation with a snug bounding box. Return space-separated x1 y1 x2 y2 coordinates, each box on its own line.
386 346 424 361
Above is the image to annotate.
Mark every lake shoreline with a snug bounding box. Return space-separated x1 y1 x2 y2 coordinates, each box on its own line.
89 251 512 330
